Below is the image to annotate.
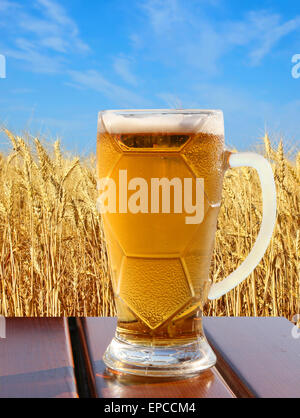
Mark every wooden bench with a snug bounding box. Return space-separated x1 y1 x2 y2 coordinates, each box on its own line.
0 318 299 398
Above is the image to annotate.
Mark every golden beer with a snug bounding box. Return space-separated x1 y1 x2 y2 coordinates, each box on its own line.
97 112 228 351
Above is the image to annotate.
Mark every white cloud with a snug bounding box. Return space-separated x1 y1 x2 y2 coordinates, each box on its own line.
4 38 64 73
113 56 138 86
68 70 150 107
247 12 300 65
0 0 18 12
0 0 89 73
222 10 300 65
35 0 90 53
0 1 147 106
37 0 76 26
129 33 144 49
141 0 186 35
39 36 67 53
137 1 300 72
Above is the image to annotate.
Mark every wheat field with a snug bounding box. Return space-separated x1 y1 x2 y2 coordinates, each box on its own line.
0 129 299 319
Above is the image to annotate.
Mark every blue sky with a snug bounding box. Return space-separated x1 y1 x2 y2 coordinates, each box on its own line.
0 0 300 154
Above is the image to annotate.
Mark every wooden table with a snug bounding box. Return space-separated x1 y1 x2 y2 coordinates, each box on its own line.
0 317 299 398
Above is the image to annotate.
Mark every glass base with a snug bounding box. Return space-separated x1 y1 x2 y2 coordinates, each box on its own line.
103 336 217 377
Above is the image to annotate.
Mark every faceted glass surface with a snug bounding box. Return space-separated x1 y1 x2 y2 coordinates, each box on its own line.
118 257 194 329
97 113 225 331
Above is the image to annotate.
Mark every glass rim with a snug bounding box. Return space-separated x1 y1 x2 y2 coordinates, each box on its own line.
99 109 223 116
98 109 225 138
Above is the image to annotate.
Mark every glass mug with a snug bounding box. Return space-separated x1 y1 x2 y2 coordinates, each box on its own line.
96 109 276 377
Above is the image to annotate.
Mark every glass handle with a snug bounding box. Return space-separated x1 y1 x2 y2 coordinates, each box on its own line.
208 152 277 300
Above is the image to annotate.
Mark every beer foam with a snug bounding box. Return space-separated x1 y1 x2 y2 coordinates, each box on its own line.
99 111 224 136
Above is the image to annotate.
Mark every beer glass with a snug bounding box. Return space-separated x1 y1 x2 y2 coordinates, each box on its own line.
97 109 276 377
